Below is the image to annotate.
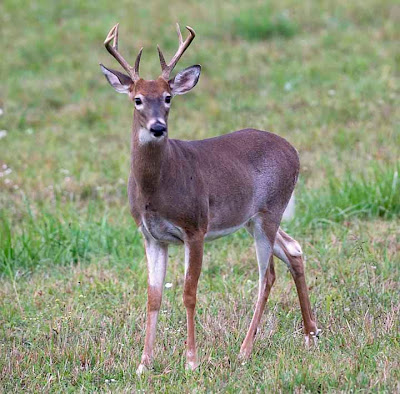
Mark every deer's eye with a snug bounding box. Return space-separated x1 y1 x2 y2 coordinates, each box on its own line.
165 95 171 104
134 98 143 106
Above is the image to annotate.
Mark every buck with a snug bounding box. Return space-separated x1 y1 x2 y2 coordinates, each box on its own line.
100 23 319 373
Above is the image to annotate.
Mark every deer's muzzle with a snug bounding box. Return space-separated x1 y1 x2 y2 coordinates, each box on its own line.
149 122 167 138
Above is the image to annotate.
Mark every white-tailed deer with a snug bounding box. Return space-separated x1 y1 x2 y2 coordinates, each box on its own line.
100 23 319 373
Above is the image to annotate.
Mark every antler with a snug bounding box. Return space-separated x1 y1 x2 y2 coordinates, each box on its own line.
104 23 143 82
157 23 196 80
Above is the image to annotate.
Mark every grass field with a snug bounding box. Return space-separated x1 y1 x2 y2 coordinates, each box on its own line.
1 0 399 391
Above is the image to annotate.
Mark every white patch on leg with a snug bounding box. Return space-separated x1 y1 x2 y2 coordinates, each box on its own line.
274 230 303 272
184 243 190 277
286 241 302 257
145 239 167 288
253 221 273 289
275 231 302 258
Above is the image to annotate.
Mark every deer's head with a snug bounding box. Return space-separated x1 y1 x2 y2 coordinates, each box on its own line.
100 24 200 142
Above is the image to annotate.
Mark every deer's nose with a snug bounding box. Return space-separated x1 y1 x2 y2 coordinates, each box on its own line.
149 123 166 137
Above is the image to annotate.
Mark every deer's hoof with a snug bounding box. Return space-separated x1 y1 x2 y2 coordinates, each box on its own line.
185 360 199 371
238 347 252 361
305 328 321 348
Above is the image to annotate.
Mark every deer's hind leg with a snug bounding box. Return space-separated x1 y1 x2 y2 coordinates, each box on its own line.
239 217 277 359
273 228 319 346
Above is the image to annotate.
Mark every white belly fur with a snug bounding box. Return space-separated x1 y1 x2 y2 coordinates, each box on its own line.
204 223 245 241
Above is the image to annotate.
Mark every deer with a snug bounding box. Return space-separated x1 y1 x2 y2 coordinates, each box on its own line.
100 22 319 374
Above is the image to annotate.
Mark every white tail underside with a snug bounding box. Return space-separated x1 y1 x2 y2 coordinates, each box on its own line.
282 193 295 221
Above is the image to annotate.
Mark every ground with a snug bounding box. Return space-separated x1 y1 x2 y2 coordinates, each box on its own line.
0 0 399 392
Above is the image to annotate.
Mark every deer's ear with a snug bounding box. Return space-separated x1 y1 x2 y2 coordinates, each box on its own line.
169 65 201 96
100 64 133 94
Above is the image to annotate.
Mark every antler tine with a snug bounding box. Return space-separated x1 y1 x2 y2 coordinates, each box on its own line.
104 23 142 82
134 47 144 77
157 45 167 70
176 22 183 45
159 24 196 80
113 23 118 50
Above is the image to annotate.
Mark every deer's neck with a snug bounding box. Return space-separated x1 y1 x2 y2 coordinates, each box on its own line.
130 113 169 194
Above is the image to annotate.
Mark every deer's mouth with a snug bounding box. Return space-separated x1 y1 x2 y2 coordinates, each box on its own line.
152 129 165 138
138 127 166 145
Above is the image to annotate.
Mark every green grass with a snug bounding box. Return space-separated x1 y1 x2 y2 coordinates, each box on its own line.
0 0 399 391
232 5 298 40
0 204 143 275
1 220 399 391
298 161 400 227
1 161 398 276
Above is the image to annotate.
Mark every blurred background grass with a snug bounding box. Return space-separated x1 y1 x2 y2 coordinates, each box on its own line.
0 0 398 271
0 0 399 391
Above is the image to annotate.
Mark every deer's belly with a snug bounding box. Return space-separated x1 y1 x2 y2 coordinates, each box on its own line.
204 223 245 241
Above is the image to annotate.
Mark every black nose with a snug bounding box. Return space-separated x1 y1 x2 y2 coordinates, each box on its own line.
150 123 166 137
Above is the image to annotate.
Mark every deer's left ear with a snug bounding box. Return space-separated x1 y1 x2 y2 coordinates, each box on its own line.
100 64 133 94
169 65 201 96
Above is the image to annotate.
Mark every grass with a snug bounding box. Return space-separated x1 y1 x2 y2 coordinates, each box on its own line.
1 161 398 275
1 0 399 391
298 161 400 227
1 220 399 391
232 5 298 40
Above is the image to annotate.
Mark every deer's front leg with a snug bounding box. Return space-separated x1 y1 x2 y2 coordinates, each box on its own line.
137 234 168 375
183 235 204 370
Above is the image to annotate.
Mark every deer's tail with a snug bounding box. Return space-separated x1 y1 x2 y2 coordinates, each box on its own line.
282 193 295 221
